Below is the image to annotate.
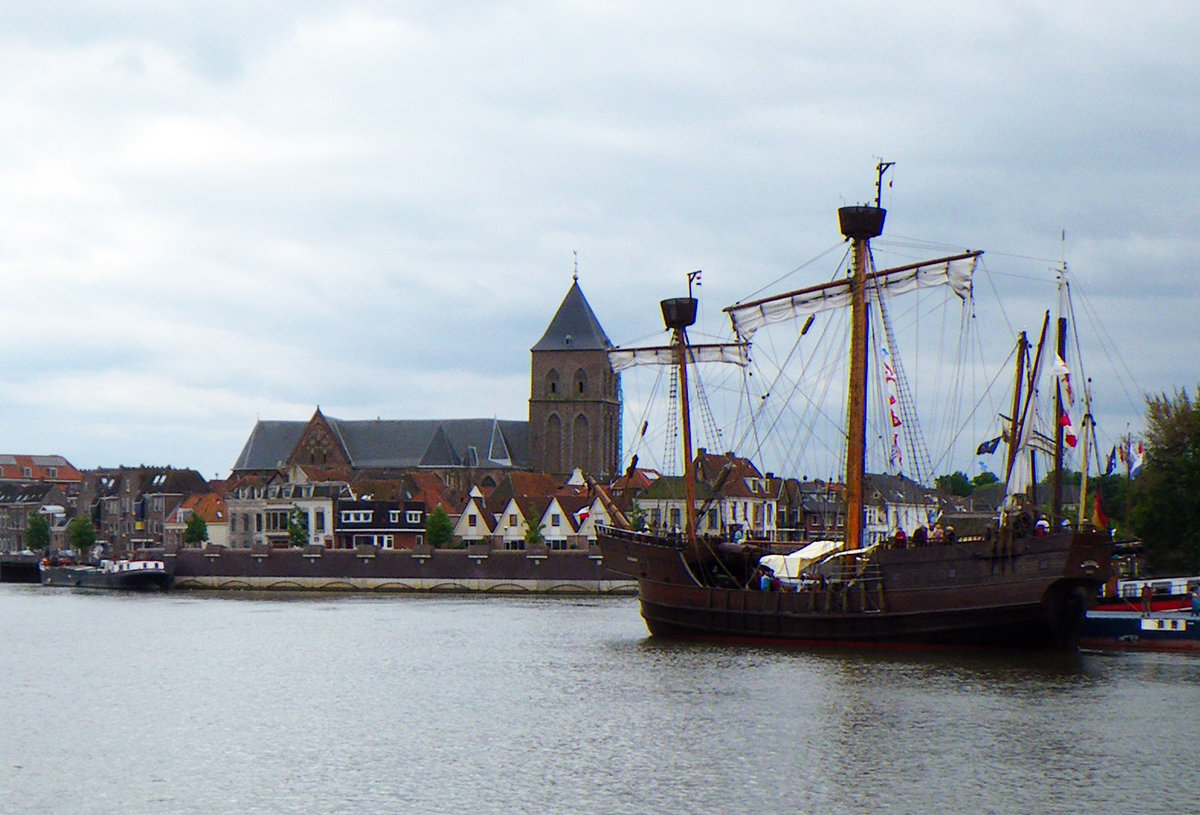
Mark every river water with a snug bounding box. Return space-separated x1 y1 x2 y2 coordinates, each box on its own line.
2 584 1198 815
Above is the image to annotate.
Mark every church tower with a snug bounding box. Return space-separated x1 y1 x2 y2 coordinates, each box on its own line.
529 277 620 479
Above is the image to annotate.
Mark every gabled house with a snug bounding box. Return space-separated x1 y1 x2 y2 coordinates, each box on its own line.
164 491 230 549
864 473 942 546
494 497 556 551
0 482 70 553
452 492 495 545
78 466 210 551
224 474 351 549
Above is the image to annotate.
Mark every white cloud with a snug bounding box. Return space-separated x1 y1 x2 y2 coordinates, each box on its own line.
0 1 1197 478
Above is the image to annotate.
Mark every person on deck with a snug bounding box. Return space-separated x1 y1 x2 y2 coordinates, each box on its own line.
930 524 945 545
911 525 928 547
1035 516 1050 536
893 528 907 548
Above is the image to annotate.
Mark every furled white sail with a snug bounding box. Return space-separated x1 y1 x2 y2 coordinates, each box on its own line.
725 252 980 339
608 342 749 372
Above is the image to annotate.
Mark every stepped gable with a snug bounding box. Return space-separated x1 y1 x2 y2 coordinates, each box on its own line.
531 280 613 352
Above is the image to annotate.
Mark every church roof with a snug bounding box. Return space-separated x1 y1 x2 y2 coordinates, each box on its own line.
232 416 529 473
531 280 612 352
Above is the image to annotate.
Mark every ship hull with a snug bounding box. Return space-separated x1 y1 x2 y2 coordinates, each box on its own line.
599 527 1112 649
1080 610 1200 652
40 565 172 591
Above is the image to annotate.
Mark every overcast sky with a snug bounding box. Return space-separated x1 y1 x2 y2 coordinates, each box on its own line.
1 2 1196 481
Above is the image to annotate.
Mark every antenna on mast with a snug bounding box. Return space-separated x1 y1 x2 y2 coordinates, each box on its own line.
874 160 895 208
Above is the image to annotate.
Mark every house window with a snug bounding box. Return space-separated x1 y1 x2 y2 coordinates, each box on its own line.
406 510 422 524
468 514 477 528
551 514 561 526
509 514 517 527
48 468 57 479
22 467 31 478
389 510 400 524
314 511 325 532
341 510 372 523
353 534 393 548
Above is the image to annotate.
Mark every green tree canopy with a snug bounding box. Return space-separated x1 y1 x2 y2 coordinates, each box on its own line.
935 471 974 497
287 506 309 548
24 513 51 552
66 516 96 555
523 515 545 546
424 505 454 547
1131 388 1200 573
184 512 209 546
972 470 1000 488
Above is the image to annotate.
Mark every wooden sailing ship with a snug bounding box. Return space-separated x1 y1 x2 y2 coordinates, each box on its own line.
597 167 1112 648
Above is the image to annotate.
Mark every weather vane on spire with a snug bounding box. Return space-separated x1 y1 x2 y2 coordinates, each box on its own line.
573 250 579 282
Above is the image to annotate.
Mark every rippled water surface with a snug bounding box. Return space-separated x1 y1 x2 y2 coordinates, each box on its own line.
3 584 1199 814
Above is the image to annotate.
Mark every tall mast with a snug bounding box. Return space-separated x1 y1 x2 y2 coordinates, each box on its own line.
1005 331 1028 484
1052 314 1068 525
837 162 889 550
660 283 700 547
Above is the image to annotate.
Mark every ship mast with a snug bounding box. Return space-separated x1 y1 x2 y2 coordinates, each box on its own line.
660 273 702 547
837 161 890 551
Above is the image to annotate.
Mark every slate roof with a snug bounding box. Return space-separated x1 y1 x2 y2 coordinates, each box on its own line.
232 416 530 473
531 280 612 352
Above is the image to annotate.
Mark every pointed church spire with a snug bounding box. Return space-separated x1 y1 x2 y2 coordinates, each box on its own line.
531 278 612 352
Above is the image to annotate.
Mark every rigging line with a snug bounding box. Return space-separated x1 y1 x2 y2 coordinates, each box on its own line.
880 234 1061 266
622 363 667 469
730 314 813 460
1067 274 1145 417
871 264 934 485
927 343 1018 477
734 241 850 305
733 303 848 476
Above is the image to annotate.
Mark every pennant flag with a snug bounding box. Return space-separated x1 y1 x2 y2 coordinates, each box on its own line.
889 432 903 468
1130 441 1146 476
976 436 1002 455
1091 490 1109 529
1104 446 1117 476
1050 354 1074 407
1059 412 1078 448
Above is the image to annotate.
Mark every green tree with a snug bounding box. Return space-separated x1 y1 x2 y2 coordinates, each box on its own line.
184 512 209 546
523 515 545 546
935 471 974 497
287 506 309 548
24 513 51 552
66 516 96 557
424 505 454 547
628 500 647 532
1130 388 1200 573
972 470 1000 489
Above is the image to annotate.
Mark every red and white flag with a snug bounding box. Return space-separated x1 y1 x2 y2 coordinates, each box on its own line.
1059 412 1078 448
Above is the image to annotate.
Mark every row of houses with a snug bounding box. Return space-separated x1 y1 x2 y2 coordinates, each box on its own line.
0 446 981 557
